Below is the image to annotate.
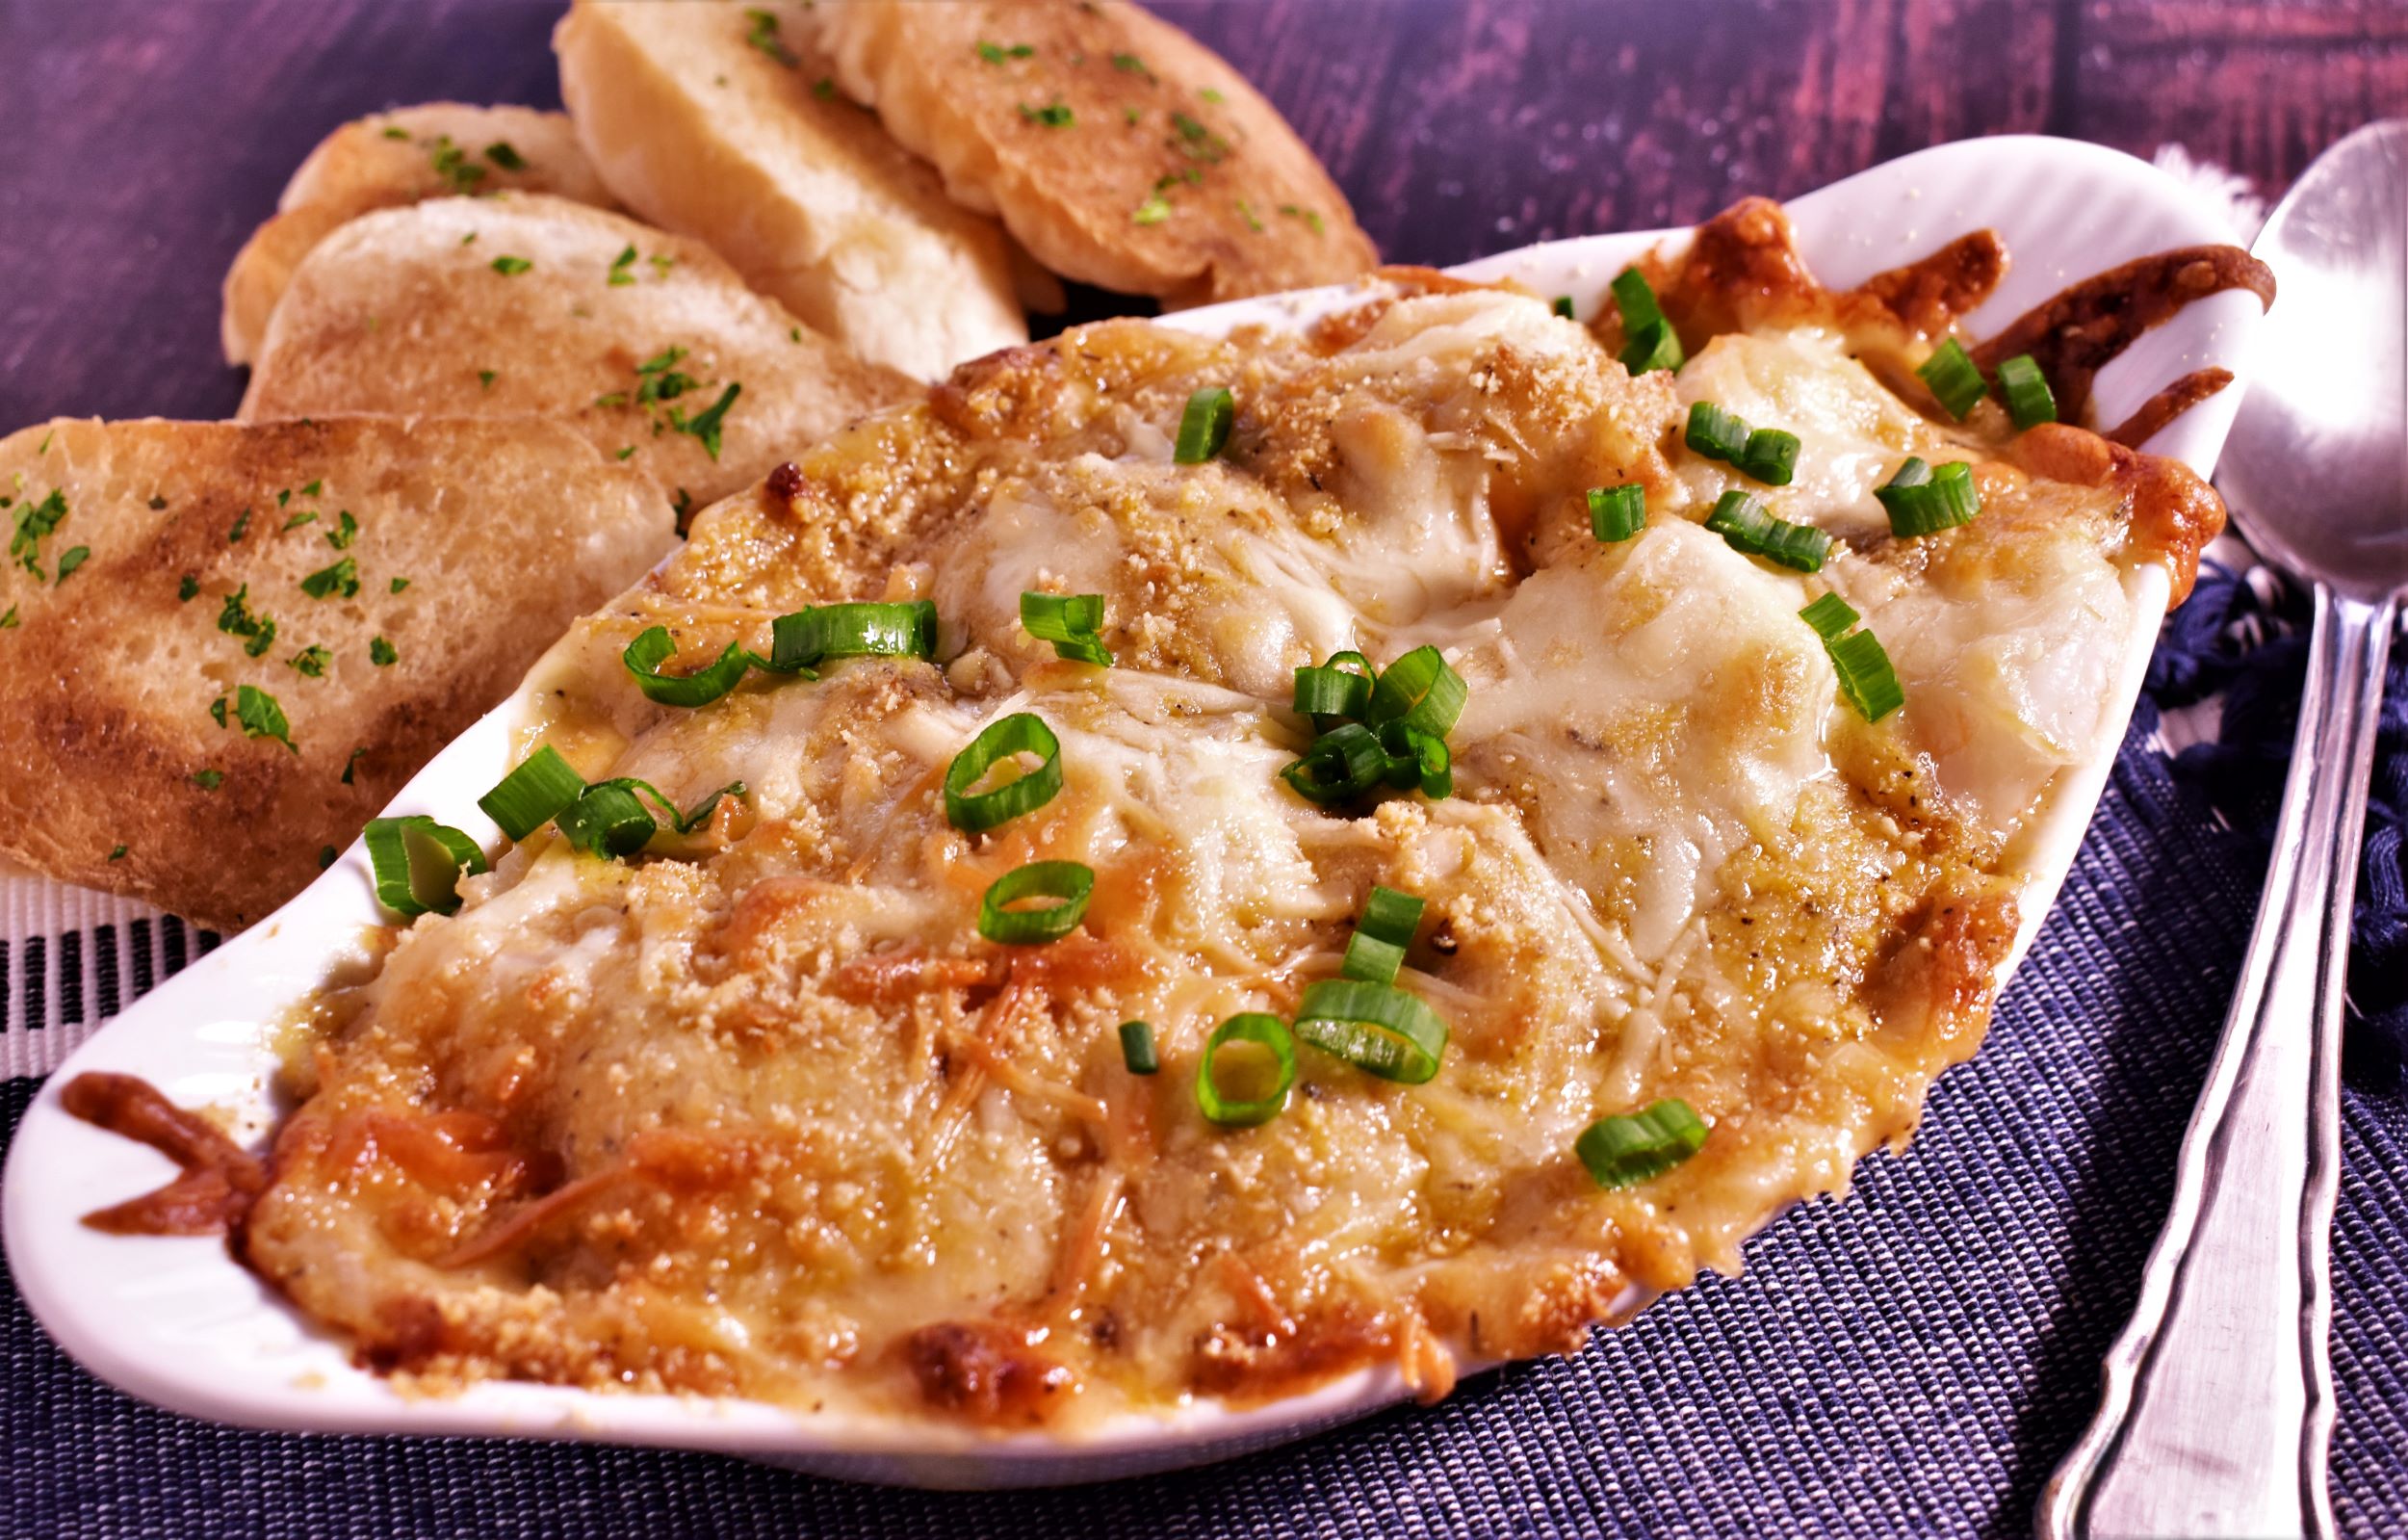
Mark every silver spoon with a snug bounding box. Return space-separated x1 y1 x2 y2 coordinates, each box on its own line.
2040 120 2407 1540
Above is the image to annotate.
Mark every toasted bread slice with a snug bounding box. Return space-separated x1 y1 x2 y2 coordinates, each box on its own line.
821 0 1378 306
237 194 916 511
553 0 1028 379
0 416 671 932
222 104 617 367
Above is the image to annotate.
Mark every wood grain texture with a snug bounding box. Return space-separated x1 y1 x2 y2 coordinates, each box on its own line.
0 0 2402 431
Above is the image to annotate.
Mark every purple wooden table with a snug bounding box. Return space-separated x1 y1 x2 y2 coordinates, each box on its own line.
4 3 2406 1537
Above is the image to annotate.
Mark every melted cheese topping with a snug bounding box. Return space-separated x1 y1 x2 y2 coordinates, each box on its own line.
243 273 2171 1430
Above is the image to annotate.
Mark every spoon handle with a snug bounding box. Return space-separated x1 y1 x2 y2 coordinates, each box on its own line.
2039 584 2396 1540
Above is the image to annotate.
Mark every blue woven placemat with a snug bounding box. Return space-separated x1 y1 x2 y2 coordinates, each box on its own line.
2 563 2402 1537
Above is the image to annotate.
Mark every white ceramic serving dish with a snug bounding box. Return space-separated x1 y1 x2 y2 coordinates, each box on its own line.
2 135 2263 1489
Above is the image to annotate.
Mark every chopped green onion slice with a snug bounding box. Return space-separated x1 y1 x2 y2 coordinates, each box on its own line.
1342 885 1424 985
1293 979 1448 1083
1618 319 1684 376
1550 295 1575 319
1020 591 1112 666
1364 644 1466 737
1876 457 1981 536
1377 720 1453 799
1705 489 1831 572
1610 267 1666 332
362 816 488 919
1918 337 1985 420
556 780 658 858
478 744 586 840
1576 1098 1709 1188
1798 591 1860 640
1588 484 1645 542
945 713 1063 832
1740 428 1800 487
1825 627 1904 722
1685 402 1752 463
978 860 1094 944
1997 352 2057 428
1119 1020 1159 1075
1174 386 1234 464
1280 720 1390 805
766 599 939 672
623 626 752 706
1195 1012 1295 1127
1292 650 1374 724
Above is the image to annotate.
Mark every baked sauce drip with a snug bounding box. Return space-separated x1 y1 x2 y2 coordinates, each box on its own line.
59 1071 266 1236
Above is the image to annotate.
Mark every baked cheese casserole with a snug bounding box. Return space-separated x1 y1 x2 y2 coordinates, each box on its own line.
81 199 2270 1430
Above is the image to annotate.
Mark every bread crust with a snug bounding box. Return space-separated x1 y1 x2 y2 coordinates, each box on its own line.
553 0 1028 379
237 194 916 511
821 0 1377 305
0 416 671 932
221 104 615 366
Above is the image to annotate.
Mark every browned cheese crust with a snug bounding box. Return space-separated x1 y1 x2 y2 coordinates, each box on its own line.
227 200 2240 1430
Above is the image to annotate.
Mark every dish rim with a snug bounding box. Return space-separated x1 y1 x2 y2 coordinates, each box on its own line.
1 132 2260 1488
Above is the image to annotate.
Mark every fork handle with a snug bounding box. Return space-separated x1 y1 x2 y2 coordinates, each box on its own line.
2039 584 2396 1540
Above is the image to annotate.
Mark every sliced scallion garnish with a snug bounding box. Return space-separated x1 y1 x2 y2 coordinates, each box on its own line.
1875 457 1981 537
1020 591 1112 666
1618 320 1684 377
1364 644 1466 738
1174 386 1234 464
1292 650 1375 725
1119 1020 1159 1076
1918 337 1985 420
977 859 1094 944
1196 1012 1295 1127
945 713 1063 832
1685 402 1751 463
362 815 488 919
1797 591 1860 640
478 744 585 842
1280 720 1391 806
767 599 938 672
1588 484 1645 542
623 626 752 707
1739 428 1800 487
1996 352 2057 428
1377 720 1452 798
555 780 657 858
1293 978 1448 1083
1551 295 1575 319
1705 489 1830 572
1341 885 1424 985
1576 1098 1709 1188
1825 628 1904 722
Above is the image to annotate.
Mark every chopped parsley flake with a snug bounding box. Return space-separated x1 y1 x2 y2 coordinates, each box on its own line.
1171 111 1229 162
616 445 637 460
1020 100 1075 128
178 573 198 602
634 346 695 404
428 135 488 195
289 643 331 677
217 584 277 657
191 769 223 792
369 636 398 666
1111 50 1151 75
10 487 68 578
209 696 227 727
672 487 694 524
608 244 637 286
977 39 1035 63
109 844 127 861
0 606 16 629
299 556 359 599
1124 106 1141 125
479 369 497 389
341 746 367 784
1131 195 1172 225
236 684 296 752
491 255 532 275
327 510 359 549
276 488 291 508
484 140 527 171
1200 87 1225 104
35 430 51 455
812 76 837 101
147 494 168 510
648 253 674 277
55 545 89 582
1236 197 1264 232
670 382 742 461
381 125 411 142
743 7 798 66
301 479 323 497
1280 203 1327 235
461 231 478 246
281 509 319 532
390 576 411 593
227 507 251 542
318 845 337 870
